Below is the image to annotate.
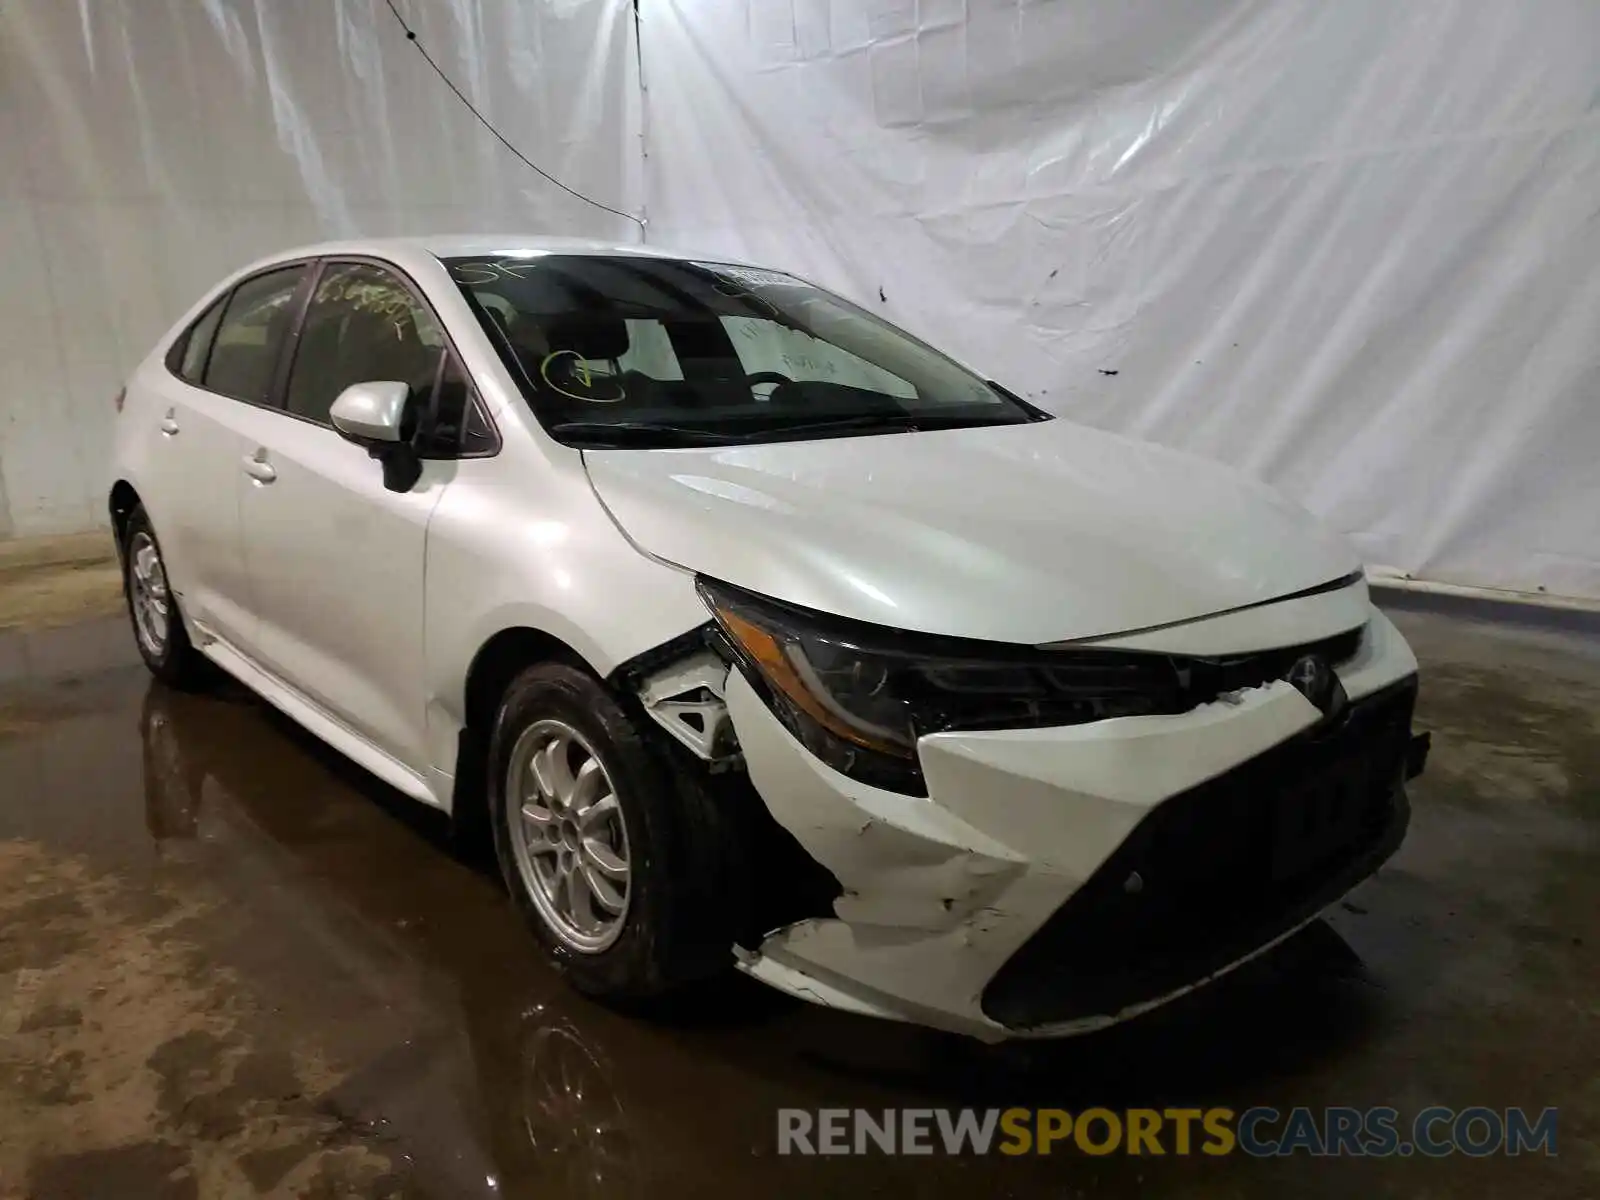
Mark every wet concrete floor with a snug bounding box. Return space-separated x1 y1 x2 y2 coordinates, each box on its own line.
0 605 1595 1198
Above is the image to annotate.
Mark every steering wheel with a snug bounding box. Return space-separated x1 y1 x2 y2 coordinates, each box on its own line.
745 371 792 401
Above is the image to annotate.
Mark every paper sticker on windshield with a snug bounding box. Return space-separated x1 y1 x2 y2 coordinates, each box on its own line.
540 351 626 403
693 263 802 290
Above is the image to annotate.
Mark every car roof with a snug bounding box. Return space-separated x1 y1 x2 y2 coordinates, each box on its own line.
265 234 758 267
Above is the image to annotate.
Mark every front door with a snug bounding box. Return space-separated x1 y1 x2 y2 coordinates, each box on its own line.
235 261 454 777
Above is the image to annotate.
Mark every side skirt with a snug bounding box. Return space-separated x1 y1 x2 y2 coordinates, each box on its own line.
198 636 445 810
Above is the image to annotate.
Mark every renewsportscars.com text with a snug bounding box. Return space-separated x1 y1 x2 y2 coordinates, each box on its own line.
777 1106 1557 1158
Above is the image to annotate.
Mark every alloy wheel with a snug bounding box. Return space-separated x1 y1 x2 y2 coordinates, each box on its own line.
128 531 170 657
506 719 632 953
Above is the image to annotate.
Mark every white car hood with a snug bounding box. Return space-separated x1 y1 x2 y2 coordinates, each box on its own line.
582 419 1361 645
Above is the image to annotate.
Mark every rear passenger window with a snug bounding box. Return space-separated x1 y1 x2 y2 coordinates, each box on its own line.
173 297 226 383
284 263 445 426
204 266 307 403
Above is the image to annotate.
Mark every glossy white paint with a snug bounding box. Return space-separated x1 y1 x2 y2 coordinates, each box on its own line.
111 235 1419 1039
1084 575 1374 655
329 381 410 443
236 412 445 777
417 430 709 786
583 419 1361 644
126 383 258 649
113 238 712 809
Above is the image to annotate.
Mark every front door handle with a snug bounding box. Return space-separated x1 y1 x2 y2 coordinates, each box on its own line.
242 453 277 484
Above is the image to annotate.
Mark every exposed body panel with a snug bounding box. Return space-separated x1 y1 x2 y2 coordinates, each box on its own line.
731 611 1419 1040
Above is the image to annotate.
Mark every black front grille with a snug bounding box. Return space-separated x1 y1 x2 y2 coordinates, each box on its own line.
982 675 1416 1030
1192 624 1364 697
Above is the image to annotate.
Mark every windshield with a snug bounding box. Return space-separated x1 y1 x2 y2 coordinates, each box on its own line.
442 255 1045 448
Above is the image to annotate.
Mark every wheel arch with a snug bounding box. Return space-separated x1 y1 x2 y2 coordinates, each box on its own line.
109 479 142 558
450 624 595 836
463 625 594 736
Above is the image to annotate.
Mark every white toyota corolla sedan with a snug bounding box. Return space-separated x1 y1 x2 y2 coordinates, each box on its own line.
109 236 1427 1040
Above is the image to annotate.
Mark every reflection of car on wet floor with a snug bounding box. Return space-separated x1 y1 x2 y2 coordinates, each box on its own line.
138 683 647 1200
110 235 1429 1042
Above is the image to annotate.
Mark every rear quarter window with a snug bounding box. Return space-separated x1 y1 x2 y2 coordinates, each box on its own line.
167 295 227 384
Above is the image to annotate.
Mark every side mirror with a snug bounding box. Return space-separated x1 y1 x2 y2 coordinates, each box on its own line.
329 381 410 444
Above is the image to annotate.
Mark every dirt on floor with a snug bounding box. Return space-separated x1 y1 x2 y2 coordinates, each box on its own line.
0 841 400 1199
0 578 1595 1197
0 533 123 634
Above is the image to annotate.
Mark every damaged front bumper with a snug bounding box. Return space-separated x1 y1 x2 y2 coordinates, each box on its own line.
723 610 1424 1042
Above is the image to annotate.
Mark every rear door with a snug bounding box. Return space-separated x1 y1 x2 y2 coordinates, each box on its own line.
234 259 468 776
147 264 311 650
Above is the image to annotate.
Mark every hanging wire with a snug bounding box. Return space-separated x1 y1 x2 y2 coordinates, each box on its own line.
381 0 646 232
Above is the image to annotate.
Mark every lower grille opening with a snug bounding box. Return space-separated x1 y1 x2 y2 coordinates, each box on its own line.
981 676 1417 1030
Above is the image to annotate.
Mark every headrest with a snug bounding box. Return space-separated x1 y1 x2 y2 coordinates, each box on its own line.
264 303 296 350
543 311 629 361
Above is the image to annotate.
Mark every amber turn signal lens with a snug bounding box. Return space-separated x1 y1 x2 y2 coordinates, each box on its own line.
713 604 907 756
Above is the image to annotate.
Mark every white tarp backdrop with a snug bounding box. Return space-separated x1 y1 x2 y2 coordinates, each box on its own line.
641 0 1600 600
0 0 640 536
3 0 1596 600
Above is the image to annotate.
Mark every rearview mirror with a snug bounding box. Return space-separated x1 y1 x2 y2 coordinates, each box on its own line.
329 381 410 444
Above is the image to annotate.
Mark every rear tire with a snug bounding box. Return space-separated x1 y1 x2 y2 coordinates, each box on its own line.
121 505 207 689
487 662 732 1002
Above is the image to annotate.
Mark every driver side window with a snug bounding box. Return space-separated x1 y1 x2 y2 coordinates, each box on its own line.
284 262 444 426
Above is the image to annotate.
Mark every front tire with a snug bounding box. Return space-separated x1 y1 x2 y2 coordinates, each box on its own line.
487 662 729 1002
121 506 206 688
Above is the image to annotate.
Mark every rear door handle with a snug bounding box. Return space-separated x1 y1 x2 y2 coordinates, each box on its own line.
159 413 180 436
242 454 277 484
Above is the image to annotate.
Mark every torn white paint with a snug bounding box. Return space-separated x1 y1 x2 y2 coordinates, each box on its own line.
725 607 1420 1041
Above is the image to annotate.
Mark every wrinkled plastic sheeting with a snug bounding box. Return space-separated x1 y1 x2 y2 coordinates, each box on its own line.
641 0 1600 599
0 0 641 536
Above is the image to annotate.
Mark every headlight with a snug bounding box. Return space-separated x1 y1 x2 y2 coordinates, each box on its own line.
698 578 1193 795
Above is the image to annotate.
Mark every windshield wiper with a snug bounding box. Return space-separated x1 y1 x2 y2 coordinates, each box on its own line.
549 421 747 447
553 411 1028 448
765 412 1023 439
987 380 1054 420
